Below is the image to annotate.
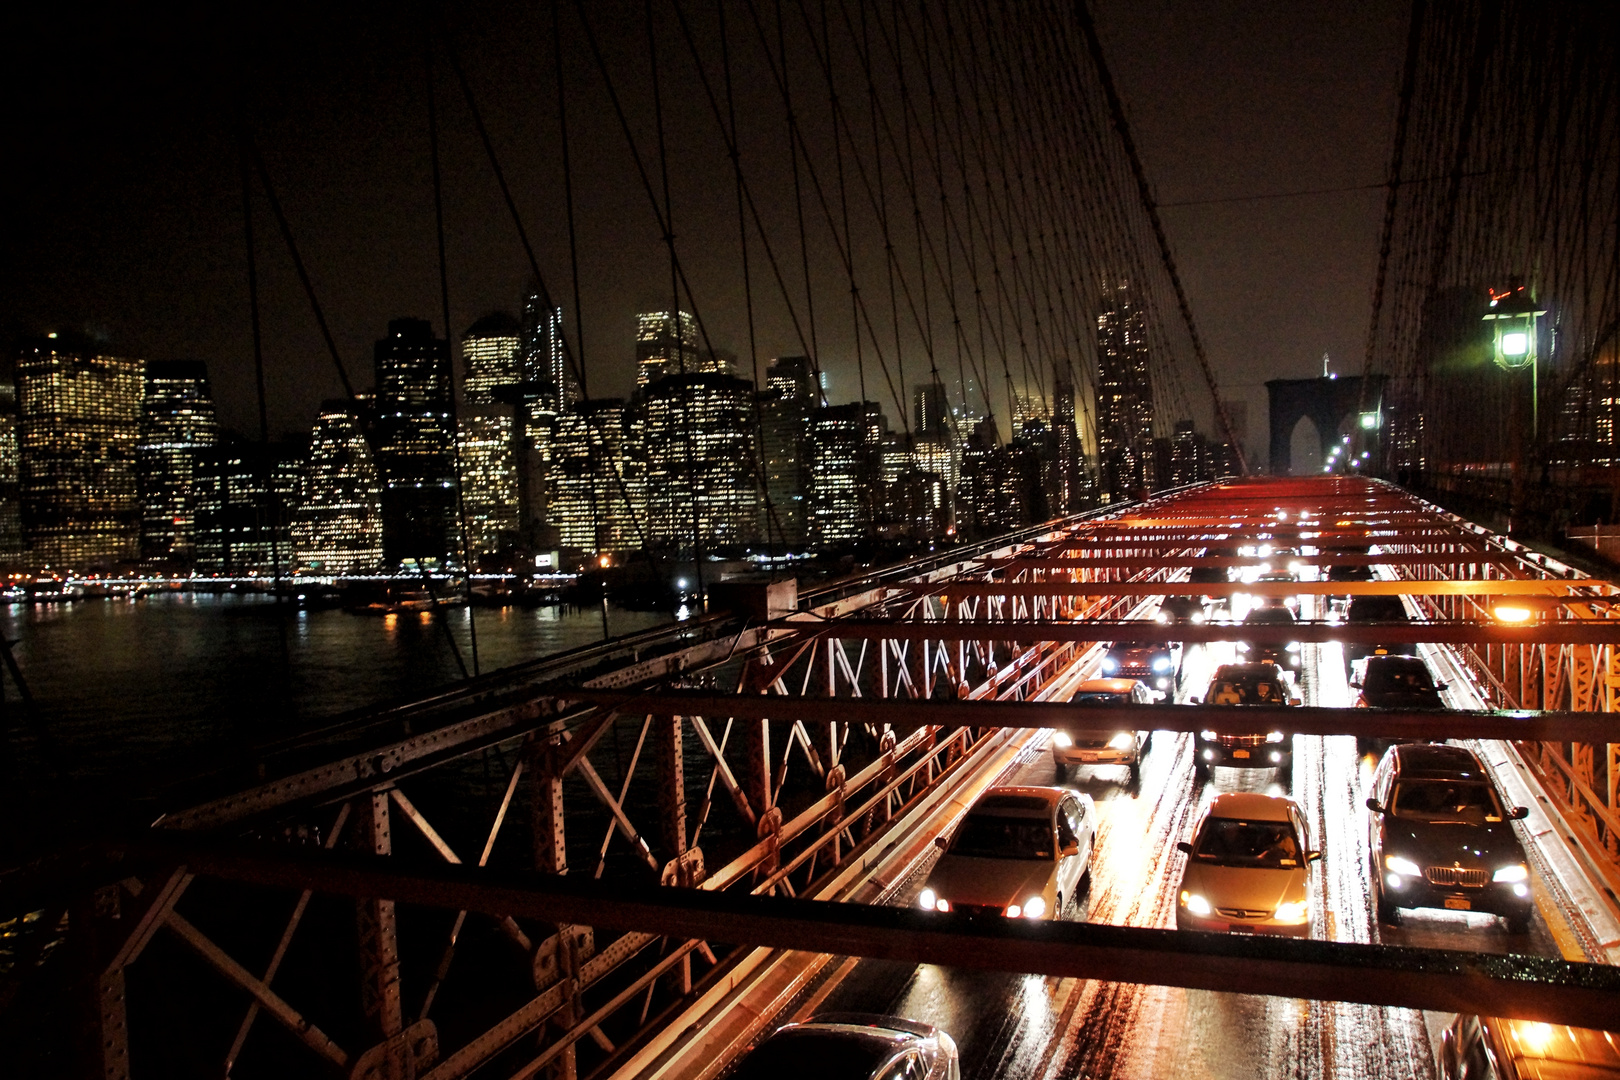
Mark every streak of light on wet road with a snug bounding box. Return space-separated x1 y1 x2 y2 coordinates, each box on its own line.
771 593 1574 1079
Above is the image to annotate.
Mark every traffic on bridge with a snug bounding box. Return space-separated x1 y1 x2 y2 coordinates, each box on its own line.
8 476 1619 1080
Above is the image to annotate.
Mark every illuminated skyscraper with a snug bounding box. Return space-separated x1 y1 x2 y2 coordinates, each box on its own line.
137 360 219 562
460 313 522 564
806 402 881 545
372 318 457 568
193 442 302 575
520 293 574 415
16 334 144 566
643 373 758 547
294 402 383 574
1096 278 1156 500
463 312 522 404
0 362 22 561
552 399 645 552
636 311 700 389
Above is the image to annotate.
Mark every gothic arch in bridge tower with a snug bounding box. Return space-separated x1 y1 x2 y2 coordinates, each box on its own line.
1265 376 1386 476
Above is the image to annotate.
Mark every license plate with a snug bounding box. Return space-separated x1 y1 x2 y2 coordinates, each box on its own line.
1232 749 1250 759
1443 897 1472 911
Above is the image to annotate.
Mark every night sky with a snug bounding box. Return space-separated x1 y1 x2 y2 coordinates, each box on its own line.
7 2 1406 460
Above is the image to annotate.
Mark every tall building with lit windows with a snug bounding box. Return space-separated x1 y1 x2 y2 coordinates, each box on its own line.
806 402 882 545
521 292 575 415
463 312 522 404
137 360 219 562
459 313 522 564
0 362 23 561
643 373 758 547
372 318 456 568
16 334 144 566
551 399 645 552
1096 278 1156 501
294 402 383 574
636 311 701 389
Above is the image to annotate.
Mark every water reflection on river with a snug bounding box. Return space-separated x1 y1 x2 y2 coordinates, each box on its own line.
0 594 670 846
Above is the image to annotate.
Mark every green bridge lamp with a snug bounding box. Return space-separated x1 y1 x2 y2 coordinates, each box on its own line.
1482 283 1545 371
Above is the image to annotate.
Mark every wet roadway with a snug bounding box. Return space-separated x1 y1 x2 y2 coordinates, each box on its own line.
770 610 1572 1079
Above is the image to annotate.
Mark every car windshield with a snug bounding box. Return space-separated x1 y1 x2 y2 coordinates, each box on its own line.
1208 677 1284 704
1193 818 1302 867
1364 665 1435 693
1390 780 1504 823
1349 597 1407 621
1071 691 1130 705
729 1029 899 1080
950 813 1053 859
1244 608 1294 624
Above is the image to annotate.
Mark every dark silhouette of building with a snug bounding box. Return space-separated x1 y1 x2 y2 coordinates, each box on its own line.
372 318 456 568
759 356 820 546
193 442 303 575
138 360 218 562
16 334 144 566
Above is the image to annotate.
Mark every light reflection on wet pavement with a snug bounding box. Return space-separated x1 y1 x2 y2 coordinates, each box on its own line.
781 632 1566 1079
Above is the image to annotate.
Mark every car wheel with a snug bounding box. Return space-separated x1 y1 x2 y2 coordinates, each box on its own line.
1195 761 1210 781
1054 760 1067 783
1376 889 1401 927
1505 910 1532 934
1279 762 1293 788
1128 761 1141 785
1054 891 1064 918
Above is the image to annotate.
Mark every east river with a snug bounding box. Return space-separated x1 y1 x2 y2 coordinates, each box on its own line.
0 593 671 854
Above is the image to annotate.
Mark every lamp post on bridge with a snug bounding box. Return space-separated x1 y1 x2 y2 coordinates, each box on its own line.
1483 281 1546 533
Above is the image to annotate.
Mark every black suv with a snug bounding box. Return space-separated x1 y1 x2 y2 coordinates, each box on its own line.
1236 605 1303 674
1350 655 1449 753
1099 640 1181 694
1365 743 1533 932
1193 662 1297 784
1341 594 1417 675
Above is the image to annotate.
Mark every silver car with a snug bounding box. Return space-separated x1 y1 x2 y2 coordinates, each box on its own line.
1176 792 1319 937
729 1013 961 1080
919 786 1096 920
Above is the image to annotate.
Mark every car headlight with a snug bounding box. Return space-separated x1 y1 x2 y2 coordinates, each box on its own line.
1265 731 1285 743
1005 903 1021 918
919 888 937 910
1053 731 1073 748
1101 658 1118 674
1273 900 1309 923
1493 864 1529 883
1181 890 1211 917
1152 656 1173 673
1285 641 1301 653
1199 729 1218 740
1192 611 1207 624
1107 732 1134 750
1155 611 1168 624
1234 641 1250 653
1385 855 1421 877
1022 895 1047 919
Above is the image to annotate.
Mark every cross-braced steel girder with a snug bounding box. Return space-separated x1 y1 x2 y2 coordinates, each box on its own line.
8 478 1620 1080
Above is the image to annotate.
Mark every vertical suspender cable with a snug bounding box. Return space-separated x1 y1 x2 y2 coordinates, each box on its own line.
426 36 480 677
552 0 610 640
